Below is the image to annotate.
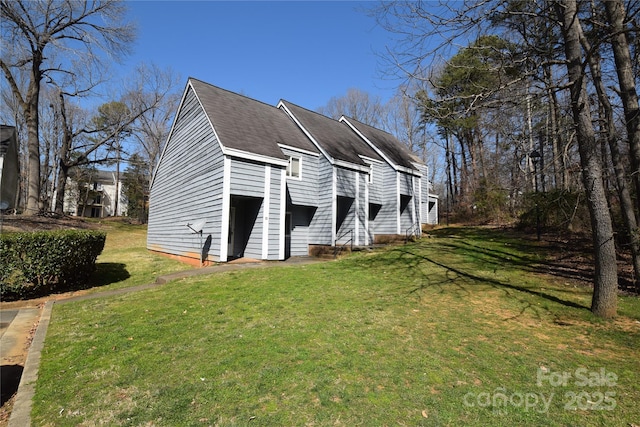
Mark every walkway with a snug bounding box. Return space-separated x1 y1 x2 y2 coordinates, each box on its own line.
1 256 326 426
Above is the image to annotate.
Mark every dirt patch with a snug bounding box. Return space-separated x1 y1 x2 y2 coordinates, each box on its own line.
538 232 637 294
1 214 100 233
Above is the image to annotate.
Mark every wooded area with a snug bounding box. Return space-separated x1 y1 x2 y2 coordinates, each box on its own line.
1 0 638 317
368 0 639 317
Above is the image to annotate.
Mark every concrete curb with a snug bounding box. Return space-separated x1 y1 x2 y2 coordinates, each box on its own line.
8 300 53 427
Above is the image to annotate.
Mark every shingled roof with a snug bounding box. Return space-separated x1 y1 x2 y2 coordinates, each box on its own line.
340 117 419 170
279 100 383 166
189 78 318 160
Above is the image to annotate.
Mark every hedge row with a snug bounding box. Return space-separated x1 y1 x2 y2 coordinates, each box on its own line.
1 229 106 300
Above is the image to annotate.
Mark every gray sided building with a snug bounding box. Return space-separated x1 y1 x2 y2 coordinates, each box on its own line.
147 78 437 265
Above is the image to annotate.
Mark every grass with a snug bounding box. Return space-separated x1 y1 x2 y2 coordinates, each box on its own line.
85 221 192 294
32 226 639 426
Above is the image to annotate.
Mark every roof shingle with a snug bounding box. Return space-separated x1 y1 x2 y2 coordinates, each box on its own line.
340 117 419 169
190 79 318 160
279 101 382 166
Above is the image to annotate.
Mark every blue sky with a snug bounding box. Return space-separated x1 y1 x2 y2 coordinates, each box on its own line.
122 1 399 110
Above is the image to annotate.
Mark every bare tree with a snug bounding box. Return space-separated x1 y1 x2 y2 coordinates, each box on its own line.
317 88 384 127
370 0 627 316
52 65 177 215
603 0 640 213
555 0 618 317
0 0 135 214
577 2 640 292
128 64 181 178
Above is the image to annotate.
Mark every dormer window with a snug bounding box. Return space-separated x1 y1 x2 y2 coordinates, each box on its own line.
286 156 301 179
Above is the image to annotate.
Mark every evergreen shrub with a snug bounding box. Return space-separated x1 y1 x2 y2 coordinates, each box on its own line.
0 230 106 300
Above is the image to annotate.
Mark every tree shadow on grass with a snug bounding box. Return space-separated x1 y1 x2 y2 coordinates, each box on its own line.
91 263 130 287
348 229 590 321
397 246 587 311
428 227 598 285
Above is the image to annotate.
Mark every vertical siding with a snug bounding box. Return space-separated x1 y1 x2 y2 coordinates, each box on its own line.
147 86 224 262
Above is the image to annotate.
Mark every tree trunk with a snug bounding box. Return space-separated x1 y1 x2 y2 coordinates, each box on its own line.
583 35 640 290
54 93 73 215
603 0 640 290
556 0 618 318
604 0 640 214
544 65 563 191
589 55 640 286
25 64 42 215
55 163 69 216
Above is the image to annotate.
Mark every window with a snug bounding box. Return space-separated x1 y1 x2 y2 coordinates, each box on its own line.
367 163 374 184
286 156 301 178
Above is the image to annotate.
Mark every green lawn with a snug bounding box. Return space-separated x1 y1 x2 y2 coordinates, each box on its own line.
32 226 639 426
87 221 192 293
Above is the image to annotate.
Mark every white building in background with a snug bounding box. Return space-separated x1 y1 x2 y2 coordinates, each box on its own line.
0 125 20 212
63 170 126 218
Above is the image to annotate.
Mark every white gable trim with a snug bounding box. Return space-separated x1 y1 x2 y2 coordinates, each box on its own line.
277 143 320 157
278 101 334 163
340 116 422 177
189 80 226 159
224 147 289 167
279 102 373 174
334 159 371 174
359 155 385 165
151 80 215 189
